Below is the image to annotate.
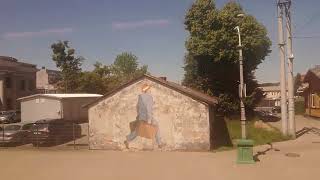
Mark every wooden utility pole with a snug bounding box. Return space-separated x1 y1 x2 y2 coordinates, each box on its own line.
277 0 296 137
284 0 296 138
277 0 288 135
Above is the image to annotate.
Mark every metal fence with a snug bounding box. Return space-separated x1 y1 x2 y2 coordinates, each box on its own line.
0 121 89 150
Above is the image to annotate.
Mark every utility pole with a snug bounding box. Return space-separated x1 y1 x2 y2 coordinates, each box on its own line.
277 0 288 136
284 0 296 138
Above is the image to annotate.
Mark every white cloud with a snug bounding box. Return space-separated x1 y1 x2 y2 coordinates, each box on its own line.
3 28 73 39
112 19 170 30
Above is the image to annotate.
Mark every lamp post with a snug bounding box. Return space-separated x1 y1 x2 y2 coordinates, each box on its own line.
234 25 247 139
235 14 254 164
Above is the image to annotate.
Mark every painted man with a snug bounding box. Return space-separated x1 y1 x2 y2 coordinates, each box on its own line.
124 84 163 148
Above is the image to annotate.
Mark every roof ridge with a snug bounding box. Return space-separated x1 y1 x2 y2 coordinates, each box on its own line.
84 74 218 108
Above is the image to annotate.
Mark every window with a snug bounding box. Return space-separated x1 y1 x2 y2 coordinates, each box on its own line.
6 98 12 110
28 80 34 91
22 124 33 130
20 80 26 91
5 77 11 88
311 94 320 108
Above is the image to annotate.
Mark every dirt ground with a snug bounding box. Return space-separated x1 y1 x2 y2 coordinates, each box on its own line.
0 116 320 180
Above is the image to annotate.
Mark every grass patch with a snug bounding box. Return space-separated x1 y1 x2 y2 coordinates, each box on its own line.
212 146 235 152
226 118 291 146
295 99 305 115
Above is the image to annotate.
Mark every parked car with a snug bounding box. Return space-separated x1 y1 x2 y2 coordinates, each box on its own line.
256 111 280 122
0 123 33 145
30 119 81 146
0 110 21 124
272 106 281 113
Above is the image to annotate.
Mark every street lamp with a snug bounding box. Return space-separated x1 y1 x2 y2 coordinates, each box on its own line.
235 14 255 164
234 25 246 139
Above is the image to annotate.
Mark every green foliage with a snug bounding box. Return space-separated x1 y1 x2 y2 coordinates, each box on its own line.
50 40 148 94
51 41 84 93
183 0 271 115
110 52 148 87
294 73 302 95
77 62 111 94
295 99 305 115
76 52 148 94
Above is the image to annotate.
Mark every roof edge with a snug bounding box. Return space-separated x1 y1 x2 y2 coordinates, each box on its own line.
83 74 218 108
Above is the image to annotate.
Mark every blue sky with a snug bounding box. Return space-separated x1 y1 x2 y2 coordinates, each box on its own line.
0 0 319 83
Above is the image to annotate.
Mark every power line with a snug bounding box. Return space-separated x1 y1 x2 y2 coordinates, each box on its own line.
293 35 320 39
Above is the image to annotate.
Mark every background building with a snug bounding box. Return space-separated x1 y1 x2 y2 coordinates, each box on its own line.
256 83 283 112
86 74 221 151
36 67 61 94
0 56 37 110
18 94 102 123
303 65 320 117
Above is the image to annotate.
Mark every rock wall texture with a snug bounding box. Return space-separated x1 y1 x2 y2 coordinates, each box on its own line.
89 79 211 151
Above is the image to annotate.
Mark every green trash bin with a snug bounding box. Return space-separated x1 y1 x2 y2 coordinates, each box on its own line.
236 139 255 164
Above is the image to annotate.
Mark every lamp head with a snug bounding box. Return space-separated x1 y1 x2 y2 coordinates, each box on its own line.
237 14 245 17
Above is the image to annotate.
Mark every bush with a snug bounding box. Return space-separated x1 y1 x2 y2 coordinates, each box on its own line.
295 99 305 115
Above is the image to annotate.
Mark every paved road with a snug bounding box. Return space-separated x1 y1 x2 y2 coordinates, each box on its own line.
0 116 319 180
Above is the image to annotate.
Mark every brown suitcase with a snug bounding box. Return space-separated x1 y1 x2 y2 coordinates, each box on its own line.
136 121 158 139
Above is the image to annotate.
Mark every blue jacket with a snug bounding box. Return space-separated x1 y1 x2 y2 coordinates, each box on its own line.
136 93 154 123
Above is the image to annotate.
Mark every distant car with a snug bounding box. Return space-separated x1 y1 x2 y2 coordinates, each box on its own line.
0 123 33 145
256 111 280 122
30 119 81 146
0 111 21 124
272 106 281 113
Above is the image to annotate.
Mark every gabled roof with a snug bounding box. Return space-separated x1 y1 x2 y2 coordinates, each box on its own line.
18 94 102 101
0 56 36 68
84 74 218 108
259 85 281 92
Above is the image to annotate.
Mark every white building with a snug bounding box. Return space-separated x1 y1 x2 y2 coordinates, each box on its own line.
260 85 281 107
18 94 102 123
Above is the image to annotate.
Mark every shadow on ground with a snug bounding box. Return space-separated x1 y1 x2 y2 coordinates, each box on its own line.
253 143 280 162
296 127 320 138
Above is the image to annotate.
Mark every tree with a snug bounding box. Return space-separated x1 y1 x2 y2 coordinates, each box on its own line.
51 41 84 93
183 0 271 115
294 73 302 95
111 52 148 86
77 52 148 94
77 62 111 94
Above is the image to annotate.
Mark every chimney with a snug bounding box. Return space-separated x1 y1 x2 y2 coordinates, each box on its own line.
159 77 167 81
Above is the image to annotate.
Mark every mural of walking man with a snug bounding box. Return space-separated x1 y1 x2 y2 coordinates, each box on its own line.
124 84 164 149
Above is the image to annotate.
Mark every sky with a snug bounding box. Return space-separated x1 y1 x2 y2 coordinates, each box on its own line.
0 0 319 84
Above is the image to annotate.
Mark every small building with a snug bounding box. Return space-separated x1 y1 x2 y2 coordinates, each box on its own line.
86 74 220 151
36 67 61 94
303 65 320 118
0 56 37 110
257 83 283 111
18 94 102 123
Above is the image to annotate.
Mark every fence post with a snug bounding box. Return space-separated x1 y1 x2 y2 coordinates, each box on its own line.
73 121 75 150
2 124 4 148
36 123 39 148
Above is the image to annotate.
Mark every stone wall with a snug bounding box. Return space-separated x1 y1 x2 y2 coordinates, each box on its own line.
89 78 211 151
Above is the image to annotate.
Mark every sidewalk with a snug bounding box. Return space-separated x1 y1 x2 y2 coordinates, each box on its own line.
0 130 319 180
